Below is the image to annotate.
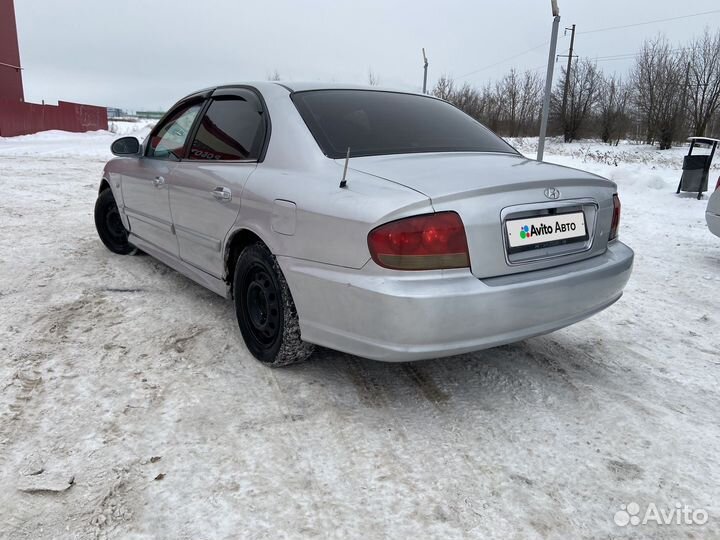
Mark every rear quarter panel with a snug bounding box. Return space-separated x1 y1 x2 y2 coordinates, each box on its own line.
237 164 432 269
707 189 720 237
228 82 433 270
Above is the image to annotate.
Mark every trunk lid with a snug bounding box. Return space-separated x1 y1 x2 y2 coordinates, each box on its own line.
345 152 618 278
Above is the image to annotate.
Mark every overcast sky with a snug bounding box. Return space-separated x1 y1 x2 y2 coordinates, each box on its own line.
12 0 720 110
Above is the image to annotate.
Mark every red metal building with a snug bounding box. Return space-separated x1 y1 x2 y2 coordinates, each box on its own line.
0 0 108 136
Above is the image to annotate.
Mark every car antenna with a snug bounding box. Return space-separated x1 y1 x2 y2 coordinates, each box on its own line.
339 147 350 188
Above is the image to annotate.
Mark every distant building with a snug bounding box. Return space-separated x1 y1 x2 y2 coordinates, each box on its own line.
0 0 23 103
0 0 108 136
107 107 126 119
136 111 166 119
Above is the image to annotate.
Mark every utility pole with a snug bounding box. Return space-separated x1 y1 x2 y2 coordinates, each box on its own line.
560 23 576 136
683 61 692 136
422 48 429 94
537 0 561 161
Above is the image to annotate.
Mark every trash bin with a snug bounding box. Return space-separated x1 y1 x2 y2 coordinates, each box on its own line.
680 155 710 193
677 137 718 199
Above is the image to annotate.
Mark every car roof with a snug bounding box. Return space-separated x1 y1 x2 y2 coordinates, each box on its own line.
181 81 429 100
274 81 412 93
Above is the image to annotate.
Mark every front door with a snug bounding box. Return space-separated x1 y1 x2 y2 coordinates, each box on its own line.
169 89 267 277
122 101 203 256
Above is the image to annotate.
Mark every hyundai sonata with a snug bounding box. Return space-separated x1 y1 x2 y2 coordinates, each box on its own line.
706 177 720 238
95 83 634 366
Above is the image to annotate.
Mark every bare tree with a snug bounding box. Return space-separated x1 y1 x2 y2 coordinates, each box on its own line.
517 70 543 136
480 82 502 132
367 68 380 86
496 70 520 135
432 75 455 101
433 72 539 137
267 69 281 81
710 110 720 138
687 29 720 136
433 77 482 119
431 30 720 146
452 82 484 120
494 69 543 136
552 59 602 142
598 74 631 145
630 36 687 148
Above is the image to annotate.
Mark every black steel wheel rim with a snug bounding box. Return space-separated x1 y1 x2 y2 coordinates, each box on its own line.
105 205 126 243
242 263 280 347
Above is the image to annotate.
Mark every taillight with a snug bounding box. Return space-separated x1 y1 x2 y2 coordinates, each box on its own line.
715 176 720 192
609 194 621 241
368 212 470 270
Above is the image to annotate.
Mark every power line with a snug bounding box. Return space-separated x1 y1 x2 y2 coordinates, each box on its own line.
458 40 555 79
455 8 718 82
584 47 691 63
578 9 720 35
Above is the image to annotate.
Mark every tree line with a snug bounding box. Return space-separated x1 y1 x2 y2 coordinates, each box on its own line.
433 30 720 149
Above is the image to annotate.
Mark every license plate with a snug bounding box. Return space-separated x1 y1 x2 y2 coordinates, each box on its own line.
506 211 588 252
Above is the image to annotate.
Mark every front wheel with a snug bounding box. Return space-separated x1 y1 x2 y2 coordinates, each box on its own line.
233 243 314 367
94 188 136 255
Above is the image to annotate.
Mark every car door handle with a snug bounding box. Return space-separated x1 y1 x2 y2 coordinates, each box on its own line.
153 176 165 188
212 187 232 201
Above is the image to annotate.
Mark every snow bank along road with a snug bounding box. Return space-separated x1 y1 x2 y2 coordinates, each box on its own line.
1 129 719 539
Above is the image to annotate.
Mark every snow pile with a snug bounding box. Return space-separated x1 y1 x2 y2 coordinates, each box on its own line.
109 119 156 137
0 132 719 539
509 136 720 170
0 120 154 159
507 137 720 195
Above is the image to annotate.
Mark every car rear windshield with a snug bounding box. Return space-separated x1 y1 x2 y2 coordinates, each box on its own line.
291 89 517 159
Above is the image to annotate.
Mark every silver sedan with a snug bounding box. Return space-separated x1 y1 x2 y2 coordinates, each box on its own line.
95 82 634 366
707 180 720 238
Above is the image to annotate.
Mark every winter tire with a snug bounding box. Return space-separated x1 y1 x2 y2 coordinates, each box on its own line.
94 188 136 255
233 243 314 367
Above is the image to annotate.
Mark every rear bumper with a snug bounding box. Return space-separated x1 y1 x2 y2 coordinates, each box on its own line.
707 210 720 238
280 241 634 362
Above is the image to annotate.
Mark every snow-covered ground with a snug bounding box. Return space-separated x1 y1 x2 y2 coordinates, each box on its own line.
0 127 719 539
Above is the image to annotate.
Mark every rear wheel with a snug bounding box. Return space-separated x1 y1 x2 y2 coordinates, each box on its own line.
233 243 314 367
94 188 136 255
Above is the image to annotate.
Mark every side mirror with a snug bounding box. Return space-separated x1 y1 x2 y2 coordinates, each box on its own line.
111 136 141 156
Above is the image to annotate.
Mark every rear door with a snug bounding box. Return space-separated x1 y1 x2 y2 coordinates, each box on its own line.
168 88 268 277
122 100 203 256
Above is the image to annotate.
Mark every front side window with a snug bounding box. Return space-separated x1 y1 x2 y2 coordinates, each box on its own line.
292 90 518 159
147 103 202 160
188 95 265 161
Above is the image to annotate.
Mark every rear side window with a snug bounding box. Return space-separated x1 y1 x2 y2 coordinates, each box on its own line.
188 96 265 161
292 90 517 159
